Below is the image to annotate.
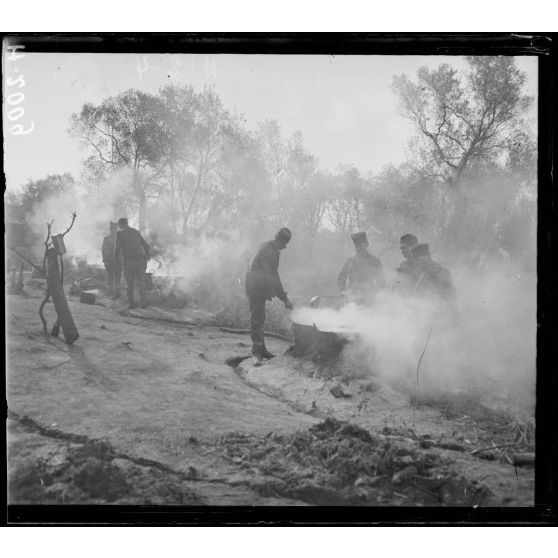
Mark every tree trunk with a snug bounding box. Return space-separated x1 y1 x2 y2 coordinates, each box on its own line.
138 188 147 234
46 248 79 345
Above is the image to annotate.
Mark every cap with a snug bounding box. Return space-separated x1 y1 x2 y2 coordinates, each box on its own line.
118 218 128 227
351 231 368 246
411 243 430 257
400 234 418 246
275 227 292 243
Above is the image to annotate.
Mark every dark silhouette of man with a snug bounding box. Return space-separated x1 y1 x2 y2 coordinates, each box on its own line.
245 228 294 366
337 231 385 302
102 222 122 298
115 218 150 309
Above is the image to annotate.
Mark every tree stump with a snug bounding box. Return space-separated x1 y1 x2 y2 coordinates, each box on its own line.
46 248 79 344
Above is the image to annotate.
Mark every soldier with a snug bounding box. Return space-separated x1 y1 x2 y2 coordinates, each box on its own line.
398 234 419 271
115 218 150 309
102 222 122 298
411 243 459 326
337 231 386 302
393 233 419 294
245 228 294 367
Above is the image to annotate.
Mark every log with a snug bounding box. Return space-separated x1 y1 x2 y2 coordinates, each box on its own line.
512 452 535 467
46 248 79 344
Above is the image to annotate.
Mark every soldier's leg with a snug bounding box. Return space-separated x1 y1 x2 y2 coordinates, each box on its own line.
261 334 276 360
249 295 266 363
137 260 147 308
105 265 115 297
123 265 135 308
114 264 122 297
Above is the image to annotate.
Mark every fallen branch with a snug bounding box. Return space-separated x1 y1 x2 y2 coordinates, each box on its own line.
8 246 45 277
219 327 294 343
470 443 519 456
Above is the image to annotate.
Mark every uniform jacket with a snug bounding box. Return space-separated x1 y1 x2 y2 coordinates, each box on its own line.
337 251 385 293
413 260 457 302
115 226 150 266
102 233 118 267
245 240 287 301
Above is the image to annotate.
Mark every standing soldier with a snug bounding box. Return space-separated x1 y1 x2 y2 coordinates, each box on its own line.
245 228 294 367
337 231 386 302
102 222 122 298
394 233 419 294
410 243 459 327
115 218 150 309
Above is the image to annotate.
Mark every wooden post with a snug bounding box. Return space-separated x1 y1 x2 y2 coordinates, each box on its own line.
46 247 79 344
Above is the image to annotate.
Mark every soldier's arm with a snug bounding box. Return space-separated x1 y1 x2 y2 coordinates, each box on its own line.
337 259 350 292
114 232 122 265
139 233 150 259
262 246 287 301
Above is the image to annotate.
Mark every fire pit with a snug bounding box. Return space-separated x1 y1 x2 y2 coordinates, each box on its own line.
291 298 358 355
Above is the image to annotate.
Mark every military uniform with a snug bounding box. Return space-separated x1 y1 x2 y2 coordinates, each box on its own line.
337 250 386 299
245 239 289 358
411 244 459 327
393 258 416 294
102 226 122 297
115 225 150 308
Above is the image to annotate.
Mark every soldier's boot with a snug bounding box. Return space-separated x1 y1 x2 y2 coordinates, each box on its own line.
251 343 263 367
261 341 276 360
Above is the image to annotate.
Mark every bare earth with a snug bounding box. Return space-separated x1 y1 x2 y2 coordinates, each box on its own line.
7 285 534 507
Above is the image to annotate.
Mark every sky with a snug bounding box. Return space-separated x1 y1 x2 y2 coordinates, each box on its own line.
3 52 537 190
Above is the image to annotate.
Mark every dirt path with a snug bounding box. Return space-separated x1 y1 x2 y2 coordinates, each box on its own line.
7 286 534 506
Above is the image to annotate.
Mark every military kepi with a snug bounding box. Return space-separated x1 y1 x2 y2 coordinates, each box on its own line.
351 231 368 246
276 227 292 242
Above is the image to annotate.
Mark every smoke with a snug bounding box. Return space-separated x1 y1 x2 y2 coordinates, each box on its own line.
149 234 251 297
291 261 536 412
27 169 133 265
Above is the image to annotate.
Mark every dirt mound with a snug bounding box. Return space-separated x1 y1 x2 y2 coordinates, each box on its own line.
218 418 491 506
9 438 202 505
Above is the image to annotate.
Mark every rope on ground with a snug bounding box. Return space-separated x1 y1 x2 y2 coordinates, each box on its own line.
219 327 294 343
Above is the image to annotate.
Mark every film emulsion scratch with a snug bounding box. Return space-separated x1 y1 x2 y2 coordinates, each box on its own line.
4 46 540 514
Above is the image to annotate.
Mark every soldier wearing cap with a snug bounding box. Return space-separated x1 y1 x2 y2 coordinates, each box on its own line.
245 228 294 366
411 243 459 326
393 233 419 293
398 234 419 271
337 231 386 301
115 218 150 310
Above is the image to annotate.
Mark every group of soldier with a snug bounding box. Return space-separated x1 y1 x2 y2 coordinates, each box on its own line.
102 218 150 309
102 221 458 367
245 228 458 366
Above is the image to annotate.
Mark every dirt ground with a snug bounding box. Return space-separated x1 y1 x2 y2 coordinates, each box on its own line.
6 282 534 507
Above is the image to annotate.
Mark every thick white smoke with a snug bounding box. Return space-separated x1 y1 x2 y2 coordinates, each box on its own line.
27 169 133 265
291 261 536 412
149 234 251 295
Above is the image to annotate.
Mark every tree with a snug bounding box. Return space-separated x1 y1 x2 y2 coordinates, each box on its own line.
69 90 167 232
6 174 76 260
327 166 368 234
392 57 533 246
363 165 440 259
157 85 251 238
